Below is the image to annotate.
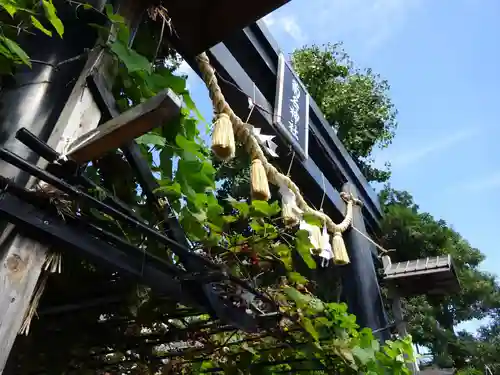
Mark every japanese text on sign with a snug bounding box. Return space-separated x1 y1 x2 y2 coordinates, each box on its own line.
273 53 310 159
288 79 300 141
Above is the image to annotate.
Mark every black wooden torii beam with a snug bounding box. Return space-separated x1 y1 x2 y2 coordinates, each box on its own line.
176 20 390 338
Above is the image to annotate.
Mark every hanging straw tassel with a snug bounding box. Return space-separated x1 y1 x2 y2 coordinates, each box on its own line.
211 113 235 160
251 158 271 201
279 181 302 226
332 227 350 265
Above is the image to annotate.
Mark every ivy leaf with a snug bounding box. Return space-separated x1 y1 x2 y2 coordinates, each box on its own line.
226 197 249 217
182 117 198 140
337 346 357 368
136 133 165 147
275 244 293 270
147 68 186 94
42 0 64 38
352 346 376 365
241 342 257 355
283 286 312 309
295 229 317 269
182 92 204 122
222 215 237 224
2 36 30 67
30 16 52 36
109 40 151 74
287 272 308 285
0 43 12 59
251 200 280 217
1 3 17 17
175 134 202 157
153 182 181 199
300 317 319 341
303 212 322 227
104 4 125 23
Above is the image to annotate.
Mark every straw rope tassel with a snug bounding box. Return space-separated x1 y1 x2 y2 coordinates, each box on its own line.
332 228 349 265
196 53 356 264
211 113 235 160
251 158 271 201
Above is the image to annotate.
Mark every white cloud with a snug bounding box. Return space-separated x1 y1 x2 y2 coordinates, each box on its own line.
460 173 500 193
380 129 475 169
263 13 307 44
263 0 422 51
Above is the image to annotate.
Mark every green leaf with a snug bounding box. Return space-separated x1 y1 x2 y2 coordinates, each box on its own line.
1 3 17 17
31 16 52 36
0 43 12 59
42 0 64 38
175 134 202 157
352 346 376 365
251 200 281 217
2 37 30 67
146 68 186 94
105 4 125 23
226 197 249 217
182 117 198 140
303 212 322 227
109 40 151 74
153 182 182 199
337 346 357 368
136 133 165 147
287 272 308 285
300 317 319 341
295 229 317 269
116 24 131 44
182 92 204 122
283 286 312 309
222 215 237 224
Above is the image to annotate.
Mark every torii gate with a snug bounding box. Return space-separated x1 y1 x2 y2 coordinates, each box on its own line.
0 0 289 370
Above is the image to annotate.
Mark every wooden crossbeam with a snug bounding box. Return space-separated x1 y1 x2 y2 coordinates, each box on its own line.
66 89 182 163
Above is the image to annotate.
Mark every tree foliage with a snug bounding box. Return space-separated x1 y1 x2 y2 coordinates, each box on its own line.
291 43 397 183
0 2 417 375
291 42 500 372
380 187 500 370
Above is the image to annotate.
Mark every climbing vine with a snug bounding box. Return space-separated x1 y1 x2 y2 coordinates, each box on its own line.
0 1 417 374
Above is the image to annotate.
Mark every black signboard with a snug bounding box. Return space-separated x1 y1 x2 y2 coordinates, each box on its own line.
273 52 310 159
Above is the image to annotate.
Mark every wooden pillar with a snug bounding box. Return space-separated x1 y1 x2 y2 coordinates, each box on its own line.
340 183 390 340
0 1 142 371
382 255 420 374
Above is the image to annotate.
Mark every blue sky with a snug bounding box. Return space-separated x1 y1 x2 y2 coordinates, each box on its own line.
179 0 500 332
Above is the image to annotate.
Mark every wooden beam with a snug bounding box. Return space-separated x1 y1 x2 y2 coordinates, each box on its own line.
0 48 104 372
0 0 147 369
66 88 182 163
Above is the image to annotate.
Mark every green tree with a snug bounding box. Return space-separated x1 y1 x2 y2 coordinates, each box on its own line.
380 187 500 370
291 43 397 182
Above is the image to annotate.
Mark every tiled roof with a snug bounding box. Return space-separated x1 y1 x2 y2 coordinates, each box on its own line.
385 255 453 279
383 255 460 297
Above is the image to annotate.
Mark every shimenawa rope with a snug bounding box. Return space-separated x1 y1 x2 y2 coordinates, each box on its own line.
196 53 358 264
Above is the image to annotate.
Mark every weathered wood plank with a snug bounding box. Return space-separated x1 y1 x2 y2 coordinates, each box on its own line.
0 226 46 369
0 50 104 373
0 1 146 371
66 88 182 163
